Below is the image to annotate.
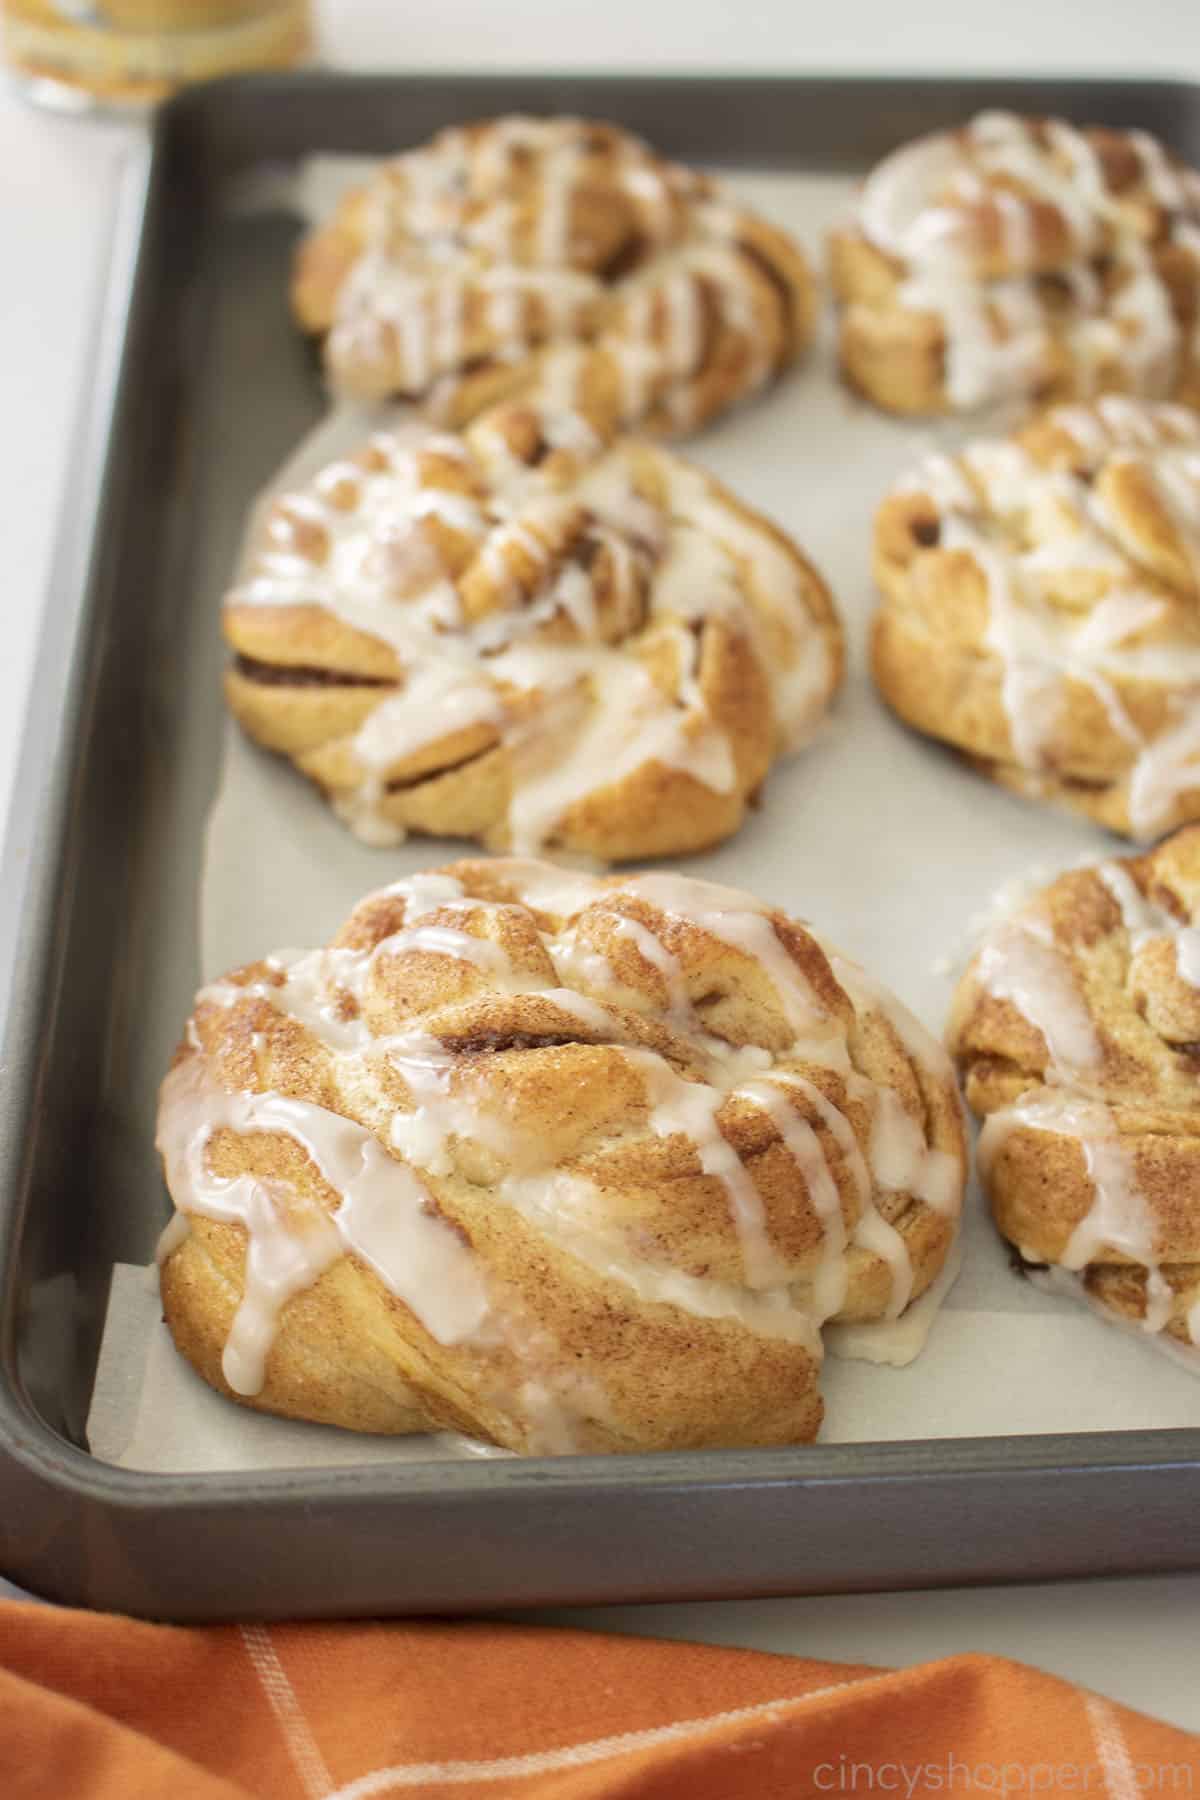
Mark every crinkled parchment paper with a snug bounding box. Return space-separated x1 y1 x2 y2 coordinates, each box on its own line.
87 168 1200 1473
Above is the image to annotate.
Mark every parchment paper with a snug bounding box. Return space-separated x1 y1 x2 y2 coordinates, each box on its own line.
86 167 1200 1473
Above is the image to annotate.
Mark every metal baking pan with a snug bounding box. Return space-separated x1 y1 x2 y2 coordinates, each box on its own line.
2 71 1200 1623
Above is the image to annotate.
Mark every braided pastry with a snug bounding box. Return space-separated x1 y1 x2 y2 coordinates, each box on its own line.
292 115 816 436
831 111 1200 415
872 396 1200 838
224 391 842 860
949 829 1200 1361
156 859 966 1453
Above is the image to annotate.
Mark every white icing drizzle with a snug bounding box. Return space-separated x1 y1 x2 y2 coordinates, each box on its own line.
736 1078 848 1319
616 872 828 1038
1143 1264 1176 1336
978 1090 1190 1354
566 889 959 1323
627 1049 787 1291
382 870 471 917
653 462 834 752
851 1209 915 1320
897 404 1200 833
777 1071 913 1322
1128 705 1200 841
980 1090 1157 1268
823 952 965 1314
482 859 603 920
162 863 964 1423
831 951 958 1095
233 416 831 849
155 1057 492 1396
858 129 976 268
976 916 1101 1076
497 1168 821 1353
1060 1107 1154 1270
1096 859 1200 988
201 948 372 1052
898 271 1047 411
856 112 1200 410
337 665 506 847
606 912 694 1025
868 1086 962 1218
825 1234 964 1368
504 650 737 856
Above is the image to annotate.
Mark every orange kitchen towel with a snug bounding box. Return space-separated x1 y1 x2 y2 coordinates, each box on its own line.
0 1601 1196 1798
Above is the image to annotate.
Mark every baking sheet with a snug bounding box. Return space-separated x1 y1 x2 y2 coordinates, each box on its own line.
86 167 1200 1475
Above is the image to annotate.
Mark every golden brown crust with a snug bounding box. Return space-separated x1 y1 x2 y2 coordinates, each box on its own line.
157 859 967 1453
292 115 817 436
949 827 1200 1352
224 393 842 860
871 396 1200 839
831 114 1200 415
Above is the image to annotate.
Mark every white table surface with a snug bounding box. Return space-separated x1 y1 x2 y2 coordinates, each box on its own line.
2 0 1198 1732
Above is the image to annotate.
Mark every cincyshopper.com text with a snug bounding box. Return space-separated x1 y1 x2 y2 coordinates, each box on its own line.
812 1756 1194 1794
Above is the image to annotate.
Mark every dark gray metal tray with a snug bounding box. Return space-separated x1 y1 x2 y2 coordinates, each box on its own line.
2 71 1199 1623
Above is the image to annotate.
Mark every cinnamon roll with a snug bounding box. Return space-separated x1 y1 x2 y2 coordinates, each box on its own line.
949 828 1200 1361
831 112 1200 415
157 860 966 1453
872 396 1200 838
292 115 817 436
224 392 842 860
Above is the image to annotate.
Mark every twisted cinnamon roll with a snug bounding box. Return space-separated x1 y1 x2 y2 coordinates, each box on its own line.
157 860 966 1453
225 392 842 860
949 829 1200 1361
292 115 816 436
831 112 1200 415
872 396 1200 838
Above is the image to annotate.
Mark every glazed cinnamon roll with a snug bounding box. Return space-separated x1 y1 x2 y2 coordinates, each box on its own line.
292 115 817 436
224 390 842 860
831 112 1200 415
872 396 1200 838
157 860 966 1453
949 829 1200 1361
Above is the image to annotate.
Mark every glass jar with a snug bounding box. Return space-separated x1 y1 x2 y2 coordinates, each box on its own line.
2 0 312 110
